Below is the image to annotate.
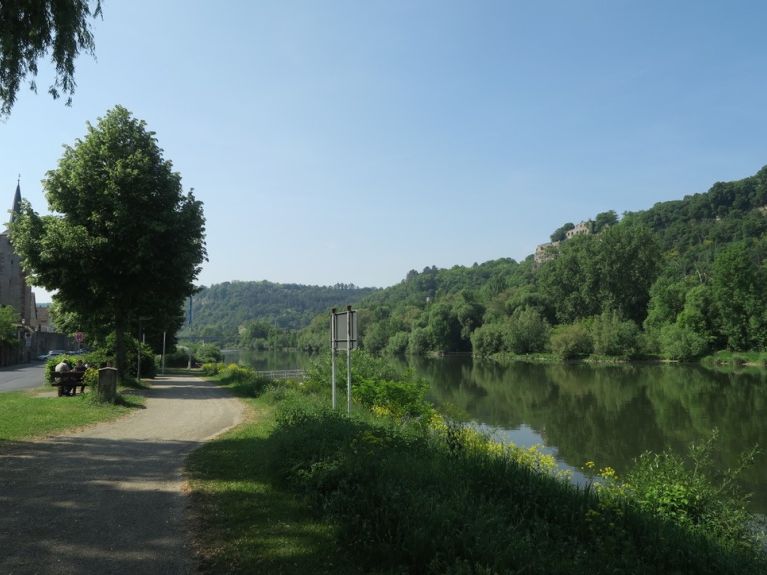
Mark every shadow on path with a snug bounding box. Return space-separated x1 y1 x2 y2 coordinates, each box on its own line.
0 375 244 574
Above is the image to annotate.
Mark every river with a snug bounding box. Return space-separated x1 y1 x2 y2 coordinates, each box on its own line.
232 350 767 514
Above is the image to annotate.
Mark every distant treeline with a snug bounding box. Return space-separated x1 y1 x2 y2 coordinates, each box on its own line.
181 280 377 346
296 164 767 360
189 165 767 360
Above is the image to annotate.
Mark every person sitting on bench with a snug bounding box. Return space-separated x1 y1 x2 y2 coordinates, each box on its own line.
55 360 75 396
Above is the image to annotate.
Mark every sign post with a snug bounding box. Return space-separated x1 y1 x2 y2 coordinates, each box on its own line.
330 311 337 409
330 306 357 413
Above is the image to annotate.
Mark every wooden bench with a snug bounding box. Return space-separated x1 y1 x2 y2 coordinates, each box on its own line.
52 371 86 396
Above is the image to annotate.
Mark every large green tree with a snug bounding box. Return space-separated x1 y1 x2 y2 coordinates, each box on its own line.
0 0 101 116
10 105 206 375
711 242 766 350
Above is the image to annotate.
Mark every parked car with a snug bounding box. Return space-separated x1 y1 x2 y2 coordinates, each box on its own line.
37 350 68 361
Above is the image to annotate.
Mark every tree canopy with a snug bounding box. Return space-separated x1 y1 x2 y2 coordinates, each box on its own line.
0 0 102 116
183 280 378 346
10 105 206 373
294 164 767 359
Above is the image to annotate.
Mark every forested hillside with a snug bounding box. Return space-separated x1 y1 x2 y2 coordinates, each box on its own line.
180 281 377 346
299 165 767 359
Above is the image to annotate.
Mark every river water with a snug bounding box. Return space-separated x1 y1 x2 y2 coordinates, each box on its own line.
233 350 767 514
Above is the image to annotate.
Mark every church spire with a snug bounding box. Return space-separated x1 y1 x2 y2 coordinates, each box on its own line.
11 176 21 222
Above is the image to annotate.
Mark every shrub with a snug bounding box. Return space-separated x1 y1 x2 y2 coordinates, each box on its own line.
216 363 271 397
195 343 223 364
590 310 640 358
201 362 221 376
362 323 390 355
303 350 430 419
134 342 157 378
470 322 508 356
384 331 409 355
659 322 710 360
355 377 432 419
550 322 593 359
505 306 550 354
408 326 434 355
620 431 759 553
304 350 404 392
165 349 191 367
44 355 76 383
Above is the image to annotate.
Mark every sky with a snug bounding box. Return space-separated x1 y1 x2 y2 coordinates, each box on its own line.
2 1 767 302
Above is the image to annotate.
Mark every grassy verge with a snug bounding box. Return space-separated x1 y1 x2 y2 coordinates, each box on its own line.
186 374 364 574
190 360 767 574
0 388 144 441
702 350 767 368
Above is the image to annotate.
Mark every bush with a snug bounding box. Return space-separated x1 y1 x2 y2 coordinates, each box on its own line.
590 310 640 358
621 431 759 553
362 323 390 355
408 326 434 355
44 352 110 383
550 322 593 359
470 322 508 356
355 377 432 419
215 363 271 397
384 331 409 356
505 306 550 354
303 350 430 419
131 341 157 379
201 362 221 376
195 343 223 364
164 349 191 368
659 322 710 360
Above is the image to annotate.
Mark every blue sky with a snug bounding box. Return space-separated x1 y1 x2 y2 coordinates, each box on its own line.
2 1 766 301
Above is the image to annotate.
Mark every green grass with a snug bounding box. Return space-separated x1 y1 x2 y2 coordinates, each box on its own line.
0 388 144 441
186 397 365 574
702 350 767 367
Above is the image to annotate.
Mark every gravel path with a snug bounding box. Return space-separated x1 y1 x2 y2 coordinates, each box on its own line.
0 375 245 575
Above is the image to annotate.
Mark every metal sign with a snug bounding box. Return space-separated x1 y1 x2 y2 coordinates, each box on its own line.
332 310 358 350
331 306 358 413
74 331 85 343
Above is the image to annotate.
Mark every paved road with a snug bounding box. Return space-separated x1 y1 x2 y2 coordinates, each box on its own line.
0 375 245 574
0 362 45 393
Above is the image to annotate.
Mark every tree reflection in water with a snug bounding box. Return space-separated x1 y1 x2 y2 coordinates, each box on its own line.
413 356 767 514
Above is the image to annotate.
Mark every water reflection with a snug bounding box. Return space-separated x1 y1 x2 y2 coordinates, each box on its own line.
416 357 767 514
235 350 767 513
227 349 316 371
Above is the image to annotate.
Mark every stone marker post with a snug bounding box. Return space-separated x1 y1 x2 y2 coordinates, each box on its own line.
96 367 118 404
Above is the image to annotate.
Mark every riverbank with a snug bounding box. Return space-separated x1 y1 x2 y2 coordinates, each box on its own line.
485 349 767 369
190 361 767 574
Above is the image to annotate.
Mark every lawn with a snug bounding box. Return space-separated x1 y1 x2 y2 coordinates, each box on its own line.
0 388 144 441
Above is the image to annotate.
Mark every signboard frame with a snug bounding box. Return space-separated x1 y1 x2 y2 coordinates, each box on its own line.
330 306 358 413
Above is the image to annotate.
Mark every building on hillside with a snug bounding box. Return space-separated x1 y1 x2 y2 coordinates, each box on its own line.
0 182 37 328
534 241 560 265
565 220 592 239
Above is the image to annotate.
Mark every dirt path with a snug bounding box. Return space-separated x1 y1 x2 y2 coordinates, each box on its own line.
0 375 245 574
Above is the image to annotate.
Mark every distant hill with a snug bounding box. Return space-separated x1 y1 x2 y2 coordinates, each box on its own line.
180 280 378 343
296 164 767 358
623 165 767 272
